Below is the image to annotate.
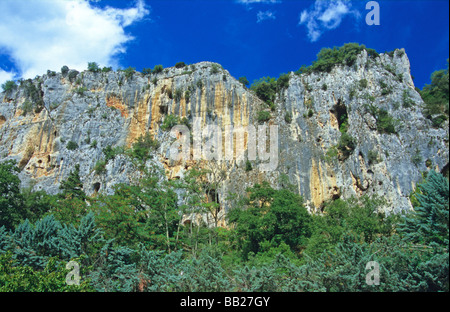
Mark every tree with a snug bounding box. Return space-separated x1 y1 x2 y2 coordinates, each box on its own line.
398 170 449 247
0 160 25 229
87 62 100 73
1 80 17 94
420 59 449 116
228 182 311 260
59 164 86 200
238 76 249 87
61 65 69 75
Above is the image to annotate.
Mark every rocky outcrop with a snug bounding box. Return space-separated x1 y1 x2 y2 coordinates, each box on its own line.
1 50 448 217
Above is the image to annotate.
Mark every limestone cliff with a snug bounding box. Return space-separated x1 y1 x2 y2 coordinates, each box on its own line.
1 50 448 216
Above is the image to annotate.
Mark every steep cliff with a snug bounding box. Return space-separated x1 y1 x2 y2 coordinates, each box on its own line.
1 49 448 216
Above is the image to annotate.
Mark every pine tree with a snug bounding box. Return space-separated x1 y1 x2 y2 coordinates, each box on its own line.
59 164 86 200
398 170 449 247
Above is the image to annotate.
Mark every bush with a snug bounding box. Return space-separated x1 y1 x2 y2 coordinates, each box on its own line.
123 67 135 79
68 70 79 82
420 59 449 116
366 103 399 134
285 112 292 123
358 79 368 90
175 62 186 69
102 66 112 73
74 87 88 96
211 64 220 74
1 80 17 94
94 159 107 175
306 43 379 74
61 65 69 75
368 150 380 165
402 90 415 108
337 132 356 159
174 88 183 102
251 77 277 109
88 62 100 73
153 65 163 74
66 141 79 151
130 132 160 162
142 68 152 75
276 73 290 91
161 114 180 131
238 76 249 87
257 111 271 123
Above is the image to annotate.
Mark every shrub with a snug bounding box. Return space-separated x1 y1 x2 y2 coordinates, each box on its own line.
211 64 220 74
175 62 186 69
322 83 328 91
366 103 399 134
142 68 152 75
21 101 34 116
153 65 163 74
402 90 415 108
61 65 69 75
161 114 180 131
130 132 160 162
74 87 88 96
1 80 17 94
68 70 79 82
123 67 135 79
276 73 290 91
306 43 379 74
239 76 249 87
307 109 314 118
90 140 97 148
88 62 100 73
94 160 107 175
257 111 271 123
420 59 449 116
174 88 183 102
285 112 292 124
368 150 380 165
102 66 112 73
66 141 79 150
431 114 448 128
250 77 277 109
358 79 368 90
337 132 356 159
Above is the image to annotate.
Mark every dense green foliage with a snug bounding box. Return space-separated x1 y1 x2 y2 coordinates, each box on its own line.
420 59 449 114
420 59 449 128
298 43 379 74
1 80 17 94
1 156 447 292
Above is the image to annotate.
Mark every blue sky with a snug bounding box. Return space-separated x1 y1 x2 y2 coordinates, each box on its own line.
0 0 448 89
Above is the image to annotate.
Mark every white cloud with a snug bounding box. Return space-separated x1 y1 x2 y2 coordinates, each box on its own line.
299 0 360 42
0 0 149 82
257 10 276 23
0 69 16 87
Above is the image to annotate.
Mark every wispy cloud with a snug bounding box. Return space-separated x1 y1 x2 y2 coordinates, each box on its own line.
299 0 360 42
257 10 276 23
0 0 149 85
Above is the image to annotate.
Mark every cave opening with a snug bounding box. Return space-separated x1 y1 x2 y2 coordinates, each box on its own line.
93 182 101 193
334 99 349 133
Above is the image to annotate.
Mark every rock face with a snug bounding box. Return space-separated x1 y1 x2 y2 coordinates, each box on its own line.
1 50 448 217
